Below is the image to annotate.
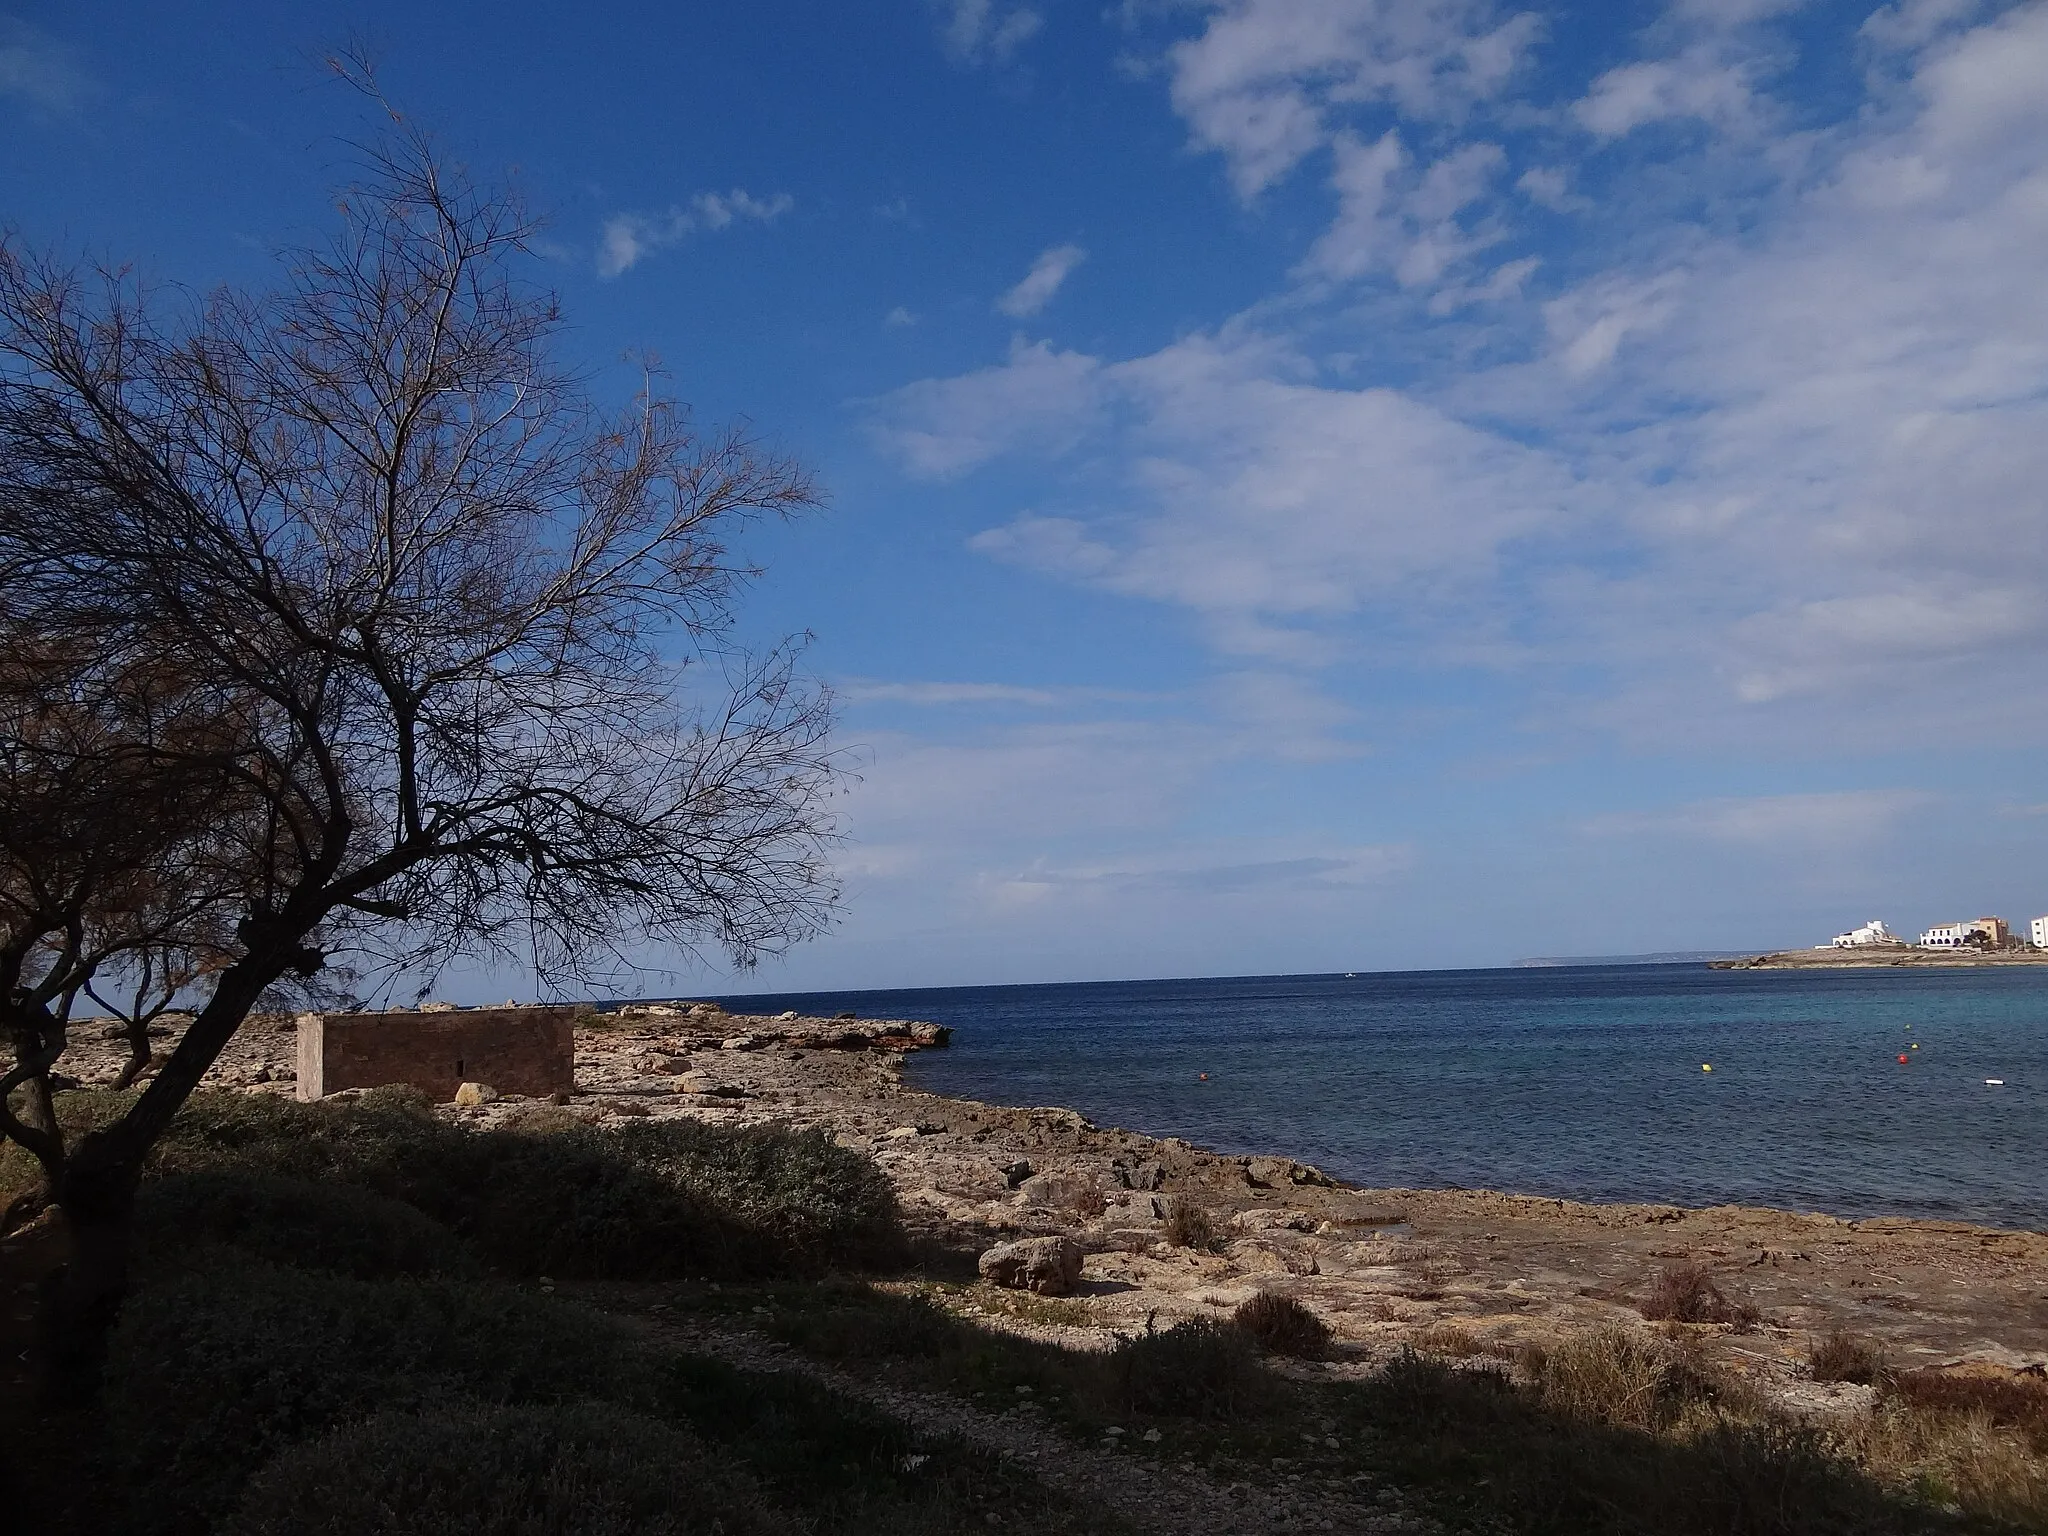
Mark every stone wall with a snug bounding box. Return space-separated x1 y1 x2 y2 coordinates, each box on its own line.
296 1006 580 1102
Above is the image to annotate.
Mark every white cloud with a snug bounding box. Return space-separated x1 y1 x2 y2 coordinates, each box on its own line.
885 306 918 327
1860 0 1984 51
1298 130 1506 290
885 327 1577 654
988 843 1411 903
596 189 793 278
0 18 92 113
1541 271 1683 376
996 243 1087 317
1164 0 1540 197
1586 791 1937 848
1573 47 1761 138
1515 165 1589 212
969 514 1120 580
932 0 1044 65
866 338 1104 478
837 679 1157 708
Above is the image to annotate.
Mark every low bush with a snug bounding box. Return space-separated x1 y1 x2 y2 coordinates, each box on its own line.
134 1171 475 1280
1808 1328 1885 1386
223 1399 793 1536
102 1255 655 1535
1107 1316 1271 1419
140 1088 904 1279
1233 1291 1331 1361
1639 1260 1760 1327
1160 1197 1217 1250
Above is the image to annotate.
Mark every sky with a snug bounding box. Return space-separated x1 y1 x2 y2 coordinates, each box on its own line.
4 1 2047 996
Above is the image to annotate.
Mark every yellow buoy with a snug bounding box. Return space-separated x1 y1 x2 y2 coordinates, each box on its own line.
1911 1042 1919 1050
1702 1064 1713 1073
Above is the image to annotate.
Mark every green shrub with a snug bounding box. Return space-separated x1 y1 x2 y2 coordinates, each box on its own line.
1233 1291 1331 1360
223 1399 794 1536
609 1117 905 1271
103 1254 655 1535
140 1089 904 1279
135 1171 475 1280
0 1088 139 1217
1106 1316 1271 1419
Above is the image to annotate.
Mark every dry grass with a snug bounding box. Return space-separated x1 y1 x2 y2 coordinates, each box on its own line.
1525 1327 2048 1529
1849 1385 2048 1530
1527 1326 1749 1433
1638 1260 1761 1327
1808 1328 1886 1385
1233 1292 1331 1361
1410 1320 1483 1358
1160 1198 1217 1251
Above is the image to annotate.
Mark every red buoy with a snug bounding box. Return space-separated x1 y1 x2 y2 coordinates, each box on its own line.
1897 1054 1910 1064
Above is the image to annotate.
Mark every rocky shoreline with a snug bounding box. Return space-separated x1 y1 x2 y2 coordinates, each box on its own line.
1713 945 2048 968
60 1001 2048 1412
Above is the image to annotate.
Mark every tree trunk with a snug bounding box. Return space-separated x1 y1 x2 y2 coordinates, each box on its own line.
26 952 287 1405
34 1154 141 1407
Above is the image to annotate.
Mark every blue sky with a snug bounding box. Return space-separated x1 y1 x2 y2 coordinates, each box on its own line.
6 1 2048 995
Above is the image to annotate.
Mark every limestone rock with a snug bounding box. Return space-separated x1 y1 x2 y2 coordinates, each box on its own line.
674 1070 746 1098
453 1081 498 1108
1015 1171 1107 1217
979 1235 1084 1296
1244 1155 1335 1189
1115 1159 1165 1191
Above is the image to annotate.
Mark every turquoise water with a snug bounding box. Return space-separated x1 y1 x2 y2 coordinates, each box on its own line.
715 965 2048 1231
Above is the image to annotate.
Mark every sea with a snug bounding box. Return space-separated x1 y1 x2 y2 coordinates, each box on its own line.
710 965 2048 1232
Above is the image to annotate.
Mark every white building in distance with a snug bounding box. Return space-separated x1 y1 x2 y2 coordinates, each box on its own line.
1922 917 2010 948
1831 920 1896 947
2031 916 2048 949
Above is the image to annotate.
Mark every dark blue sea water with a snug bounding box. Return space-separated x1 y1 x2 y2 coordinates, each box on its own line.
712 966 2048 1231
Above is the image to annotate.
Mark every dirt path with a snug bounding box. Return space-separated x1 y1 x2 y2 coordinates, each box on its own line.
627 1312 1434 1536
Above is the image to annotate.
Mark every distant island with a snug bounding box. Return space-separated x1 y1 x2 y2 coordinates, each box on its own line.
1514 950 1761 967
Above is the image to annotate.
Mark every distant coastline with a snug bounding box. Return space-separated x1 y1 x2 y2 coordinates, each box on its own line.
1711 944 2048 969
1513 950 1760 967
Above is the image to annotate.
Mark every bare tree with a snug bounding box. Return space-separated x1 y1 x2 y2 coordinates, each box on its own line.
0 114 839 1397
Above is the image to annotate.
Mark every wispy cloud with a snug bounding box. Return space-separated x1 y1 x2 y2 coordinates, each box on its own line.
0 17 94 114
996 243 1087 317
597 189 793 278
843 680 1068 707
1163 0 1541 198
877 0 2048 753
1585 791 1938 847
987 844 1412 904
931 0 1044 66
867 337 1104 478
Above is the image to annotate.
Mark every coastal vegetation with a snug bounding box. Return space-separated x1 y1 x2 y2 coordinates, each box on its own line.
9 1081 2048 1535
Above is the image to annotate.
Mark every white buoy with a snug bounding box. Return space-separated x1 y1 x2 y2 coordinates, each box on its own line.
1986 1079 2005 1086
